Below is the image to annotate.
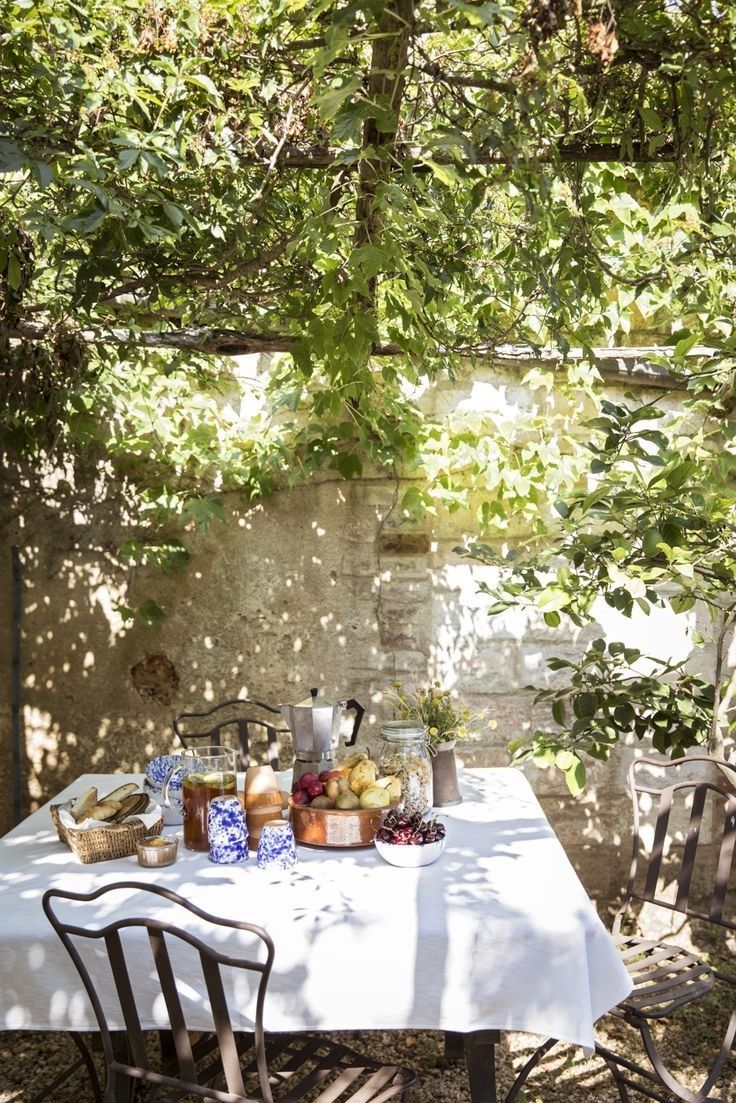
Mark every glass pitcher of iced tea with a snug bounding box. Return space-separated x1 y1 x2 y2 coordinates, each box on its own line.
163 746 237 851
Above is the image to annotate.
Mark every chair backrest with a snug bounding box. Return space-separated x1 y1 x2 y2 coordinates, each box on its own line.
173 698 288 771
43 881 275 1103
617 754 736 932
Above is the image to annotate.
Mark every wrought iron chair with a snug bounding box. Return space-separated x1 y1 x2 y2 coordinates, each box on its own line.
595 754 736 1103
173 698 289 771
507 754 736 1103
43 881 416 1103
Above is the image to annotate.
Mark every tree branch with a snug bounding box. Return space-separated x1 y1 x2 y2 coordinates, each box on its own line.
415 59 516 95
240 141 678 168
11 318 697 386
98 247 287 303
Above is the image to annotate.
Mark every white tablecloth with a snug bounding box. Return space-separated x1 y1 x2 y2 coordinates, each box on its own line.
0 768 631 1048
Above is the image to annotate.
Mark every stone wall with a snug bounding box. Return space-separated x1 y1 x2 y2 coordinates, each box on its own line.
0 355 724 909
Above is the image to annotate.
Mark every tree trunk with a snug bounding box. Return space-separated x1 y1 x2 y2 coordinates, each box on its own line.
354 0 415 283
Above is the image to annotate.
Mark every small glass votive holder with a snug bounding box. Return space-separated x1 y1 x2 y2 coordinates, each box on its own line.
208 796 248 864
137 835 178 868
256 819 297 871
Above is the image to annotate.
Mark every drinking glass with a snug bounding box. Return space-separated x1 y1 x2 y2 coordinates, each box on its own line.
163 746 237 851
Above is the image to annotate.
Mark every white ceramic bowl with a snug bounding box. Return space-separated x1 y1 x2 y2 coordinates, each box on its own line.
374 836 446 868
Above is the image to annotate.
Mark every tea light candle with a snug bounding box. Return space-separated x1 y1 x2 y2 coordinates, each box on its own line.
137 836 178 868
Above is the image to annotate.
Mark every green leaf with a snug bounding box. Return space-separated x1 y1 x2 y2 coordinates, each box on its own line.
643 528 663 558
118 147 139 170
555 749 576 770
576 692 598 718
551 698 567 726
185 73 220 98
564 758 587 796
6 254 21 290
33 160 53 188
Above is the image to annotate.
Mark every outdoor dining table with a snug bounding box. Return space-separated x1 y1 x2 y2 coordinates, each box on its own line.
0 766 632 1102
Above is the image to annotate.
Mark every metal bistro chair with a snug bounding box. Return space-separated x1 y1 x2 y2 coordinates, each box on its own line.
508 754 736 1103
174 698 289 771
595 754 736 1103
43 881 416 1103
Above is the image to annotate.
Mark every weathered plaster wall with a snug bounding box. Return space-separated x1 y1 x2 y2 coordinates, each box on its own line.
0 358 722 908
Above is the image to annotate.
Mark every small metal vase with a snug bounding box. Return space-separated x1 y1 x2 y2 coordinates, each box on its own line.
431 740 462 806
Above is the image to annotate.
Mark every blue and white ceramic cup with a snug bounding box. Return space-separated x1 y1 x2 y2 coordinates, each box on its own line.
207 796 248 864
256 819 297 871
144 754 184 826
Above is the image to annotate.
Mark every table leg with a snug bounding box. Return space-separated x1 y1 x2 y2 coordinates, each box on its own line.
444 1031 465 1063
463 1030 501 1103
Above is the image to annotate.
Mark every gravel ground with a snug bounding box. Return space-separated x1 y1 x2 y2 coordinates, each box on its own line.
1 1014 734 1103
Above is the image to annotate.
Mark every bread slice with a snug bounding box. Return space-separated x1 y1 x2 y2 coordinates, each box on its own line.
70 787 98 822
102 782 139 804
110 793 149 822
78 800 122 823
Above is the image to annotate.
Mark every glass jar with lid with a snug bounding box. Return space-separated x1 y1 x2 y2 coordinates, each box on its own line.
378 721 433 815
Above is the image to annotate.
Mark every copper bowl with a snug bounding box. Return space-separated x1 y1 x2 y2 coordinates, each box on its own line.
288 798 393 848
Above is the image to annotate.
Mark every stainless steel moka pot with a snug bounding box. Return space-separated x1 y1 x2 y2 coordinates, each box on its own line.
280 688 365 785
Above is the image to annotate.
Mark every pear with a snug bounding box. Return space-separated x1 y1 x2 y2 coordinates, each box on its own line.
359 785 390 810
374 774 402 802
348 759 378 796
335 791 361 810
310 795 335 809
338 751 368 778
385 777 402 804
325 778 342 802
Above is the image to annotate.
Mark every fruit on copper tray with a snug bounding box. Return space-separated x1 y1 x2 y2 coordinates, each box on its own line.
290 754 397 812
337 751 368 777
309 796 334 809
335 791 360 810
347 759 377 796
359 785 391 810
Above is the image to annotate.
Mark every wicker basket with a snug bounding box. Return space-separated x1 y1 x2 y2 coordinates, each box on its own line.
51 804 164 864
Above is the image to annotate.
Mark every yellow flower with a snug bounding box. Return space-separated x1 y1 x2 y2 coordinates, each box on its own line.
429 726 439 735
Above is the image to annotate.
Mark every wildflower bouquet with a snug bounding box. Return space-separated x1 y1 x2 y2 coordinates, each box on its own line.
388 681 482 747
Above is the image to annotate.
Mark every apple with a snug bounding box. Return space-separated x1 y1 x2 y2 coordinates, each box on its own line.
319 769 342 781
306 782 325 800
291 789 308 805
299 772 319 791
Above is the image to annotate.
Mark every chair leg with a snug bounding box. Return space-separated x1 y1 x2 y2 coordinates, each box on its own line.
597 1047 631 1103
70 1033 103 1103
504 1038 558 1103
28 1032 102 1103
639 1020 705 1103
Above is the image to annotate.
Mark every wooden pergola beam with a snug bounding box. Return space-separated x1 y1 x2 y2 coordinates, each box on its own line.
239 142 678 169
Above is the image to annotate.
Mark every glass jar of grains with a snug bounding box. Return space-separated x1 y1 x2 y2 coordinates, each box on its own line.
378 721 433 815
